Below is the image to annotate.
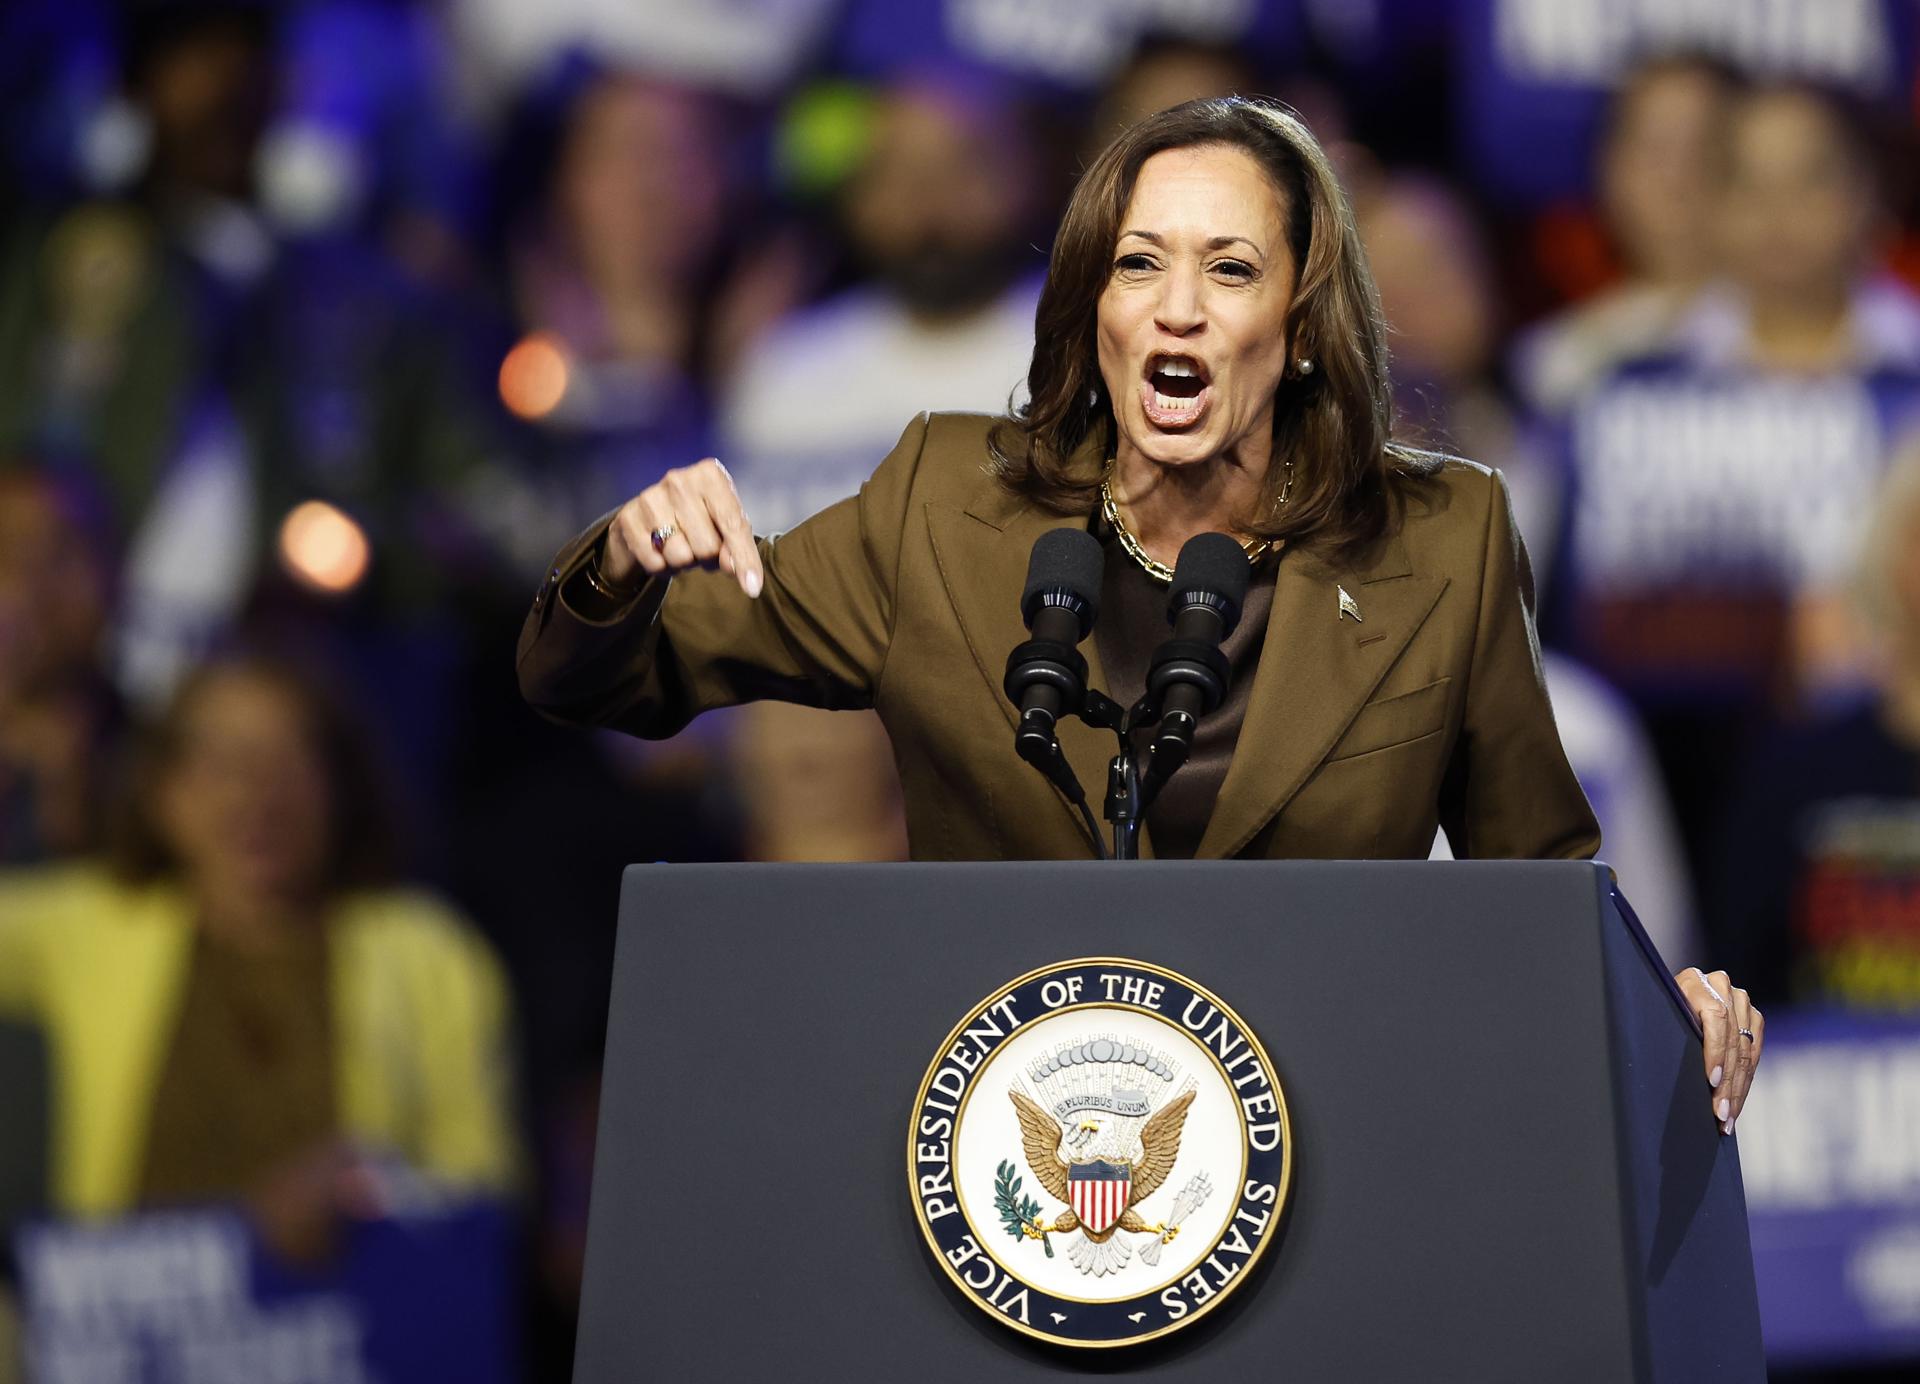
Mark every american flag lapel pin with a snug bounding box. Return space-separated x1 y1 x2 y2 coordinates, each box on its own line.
1337 585 1362 623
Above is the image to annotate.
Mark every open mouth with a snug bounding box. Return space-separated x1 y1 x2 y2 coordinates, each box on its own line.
1141 353 1211 428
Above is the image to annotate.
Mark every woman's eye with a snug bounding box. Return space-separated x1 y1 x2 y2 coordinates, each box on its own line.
1114 254 1156 273
1212 260 1255 280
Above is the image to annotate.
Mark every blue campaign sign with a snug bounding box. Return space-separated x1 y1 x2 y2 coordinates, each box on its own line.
1737 1011 1920 1367
1544 341 1920 708
16 1199 516 1383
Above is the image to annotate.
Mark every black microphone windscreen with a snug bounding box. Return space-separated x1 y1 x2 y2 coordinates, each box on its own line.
1168 532 1250 629
1022 527 1104 632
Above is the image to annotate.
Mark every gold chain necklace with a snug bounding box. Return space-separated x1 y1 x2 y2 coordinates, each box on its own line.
1099 457 1292 584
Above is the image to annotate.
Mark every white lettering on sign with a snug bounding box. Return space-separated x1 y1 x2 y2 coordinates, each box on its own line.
20 1213 370 1384
23 1216 246 1332
1495 0 1890 90
948 0 1256 86
1739 1040 1920 1211
1572 376 1884 592
1850 1224 1920 1326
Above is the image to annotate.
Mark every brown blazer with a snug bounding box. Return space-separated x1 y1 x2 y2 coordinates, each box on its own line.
516 411 1600 862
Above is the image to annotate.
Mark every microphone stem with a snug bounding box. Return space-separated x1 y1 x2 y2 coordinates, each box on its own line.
1106 751 1143 860
1137 713 1195 812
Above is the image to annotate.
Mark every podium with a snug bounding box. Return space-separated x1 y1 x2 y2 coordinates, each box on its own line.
572 861 1763 1381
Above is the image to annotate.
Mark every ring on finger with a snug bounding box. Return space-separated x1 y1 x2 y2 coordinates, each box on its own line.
1739 1027 1755 1041
650 522 677 552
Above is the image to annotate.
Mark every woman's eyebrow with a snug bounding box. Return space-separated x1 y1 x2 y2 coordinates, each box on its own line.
1118 229 1265 255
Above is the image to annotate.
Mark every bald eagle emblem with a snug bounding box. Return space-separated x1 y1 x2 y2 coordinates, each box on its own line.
911 960 1290 1346
1003 1037 1210 1277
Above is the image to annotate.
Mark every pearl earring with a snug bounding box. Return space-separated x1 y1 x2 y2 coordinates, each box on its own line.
1296 358 1314 376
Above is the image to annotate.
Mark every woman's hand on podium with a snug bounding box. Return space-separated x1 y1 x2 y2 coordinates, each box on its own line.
1674 967 1763 1136
602 457 764 598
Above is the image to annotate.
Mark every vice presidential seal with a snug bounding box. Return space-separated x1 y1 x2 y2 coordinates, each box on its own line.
907 957 1290 1348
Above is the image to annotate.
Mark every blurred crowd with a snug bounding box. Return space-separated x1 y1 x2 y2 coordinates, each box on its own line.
2 0 1920 1377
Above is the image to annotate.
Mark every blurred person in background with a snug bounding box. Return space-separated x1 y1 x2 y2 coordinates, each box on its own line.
1359 172 1557 555
1712 446 1920 1011
720 68 1046 535
1084 36 1261 157
1513 54 1741 420
1084 39 1380 211
1709 83 1917 381
1687 80 1920 698
1548 80 1920 912
0 468 122 865
0 653 520 1261
483 68 750 579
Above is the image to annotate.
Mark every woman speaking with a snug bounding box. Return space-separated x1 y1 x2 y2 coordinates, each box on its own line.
517 97 1762 1131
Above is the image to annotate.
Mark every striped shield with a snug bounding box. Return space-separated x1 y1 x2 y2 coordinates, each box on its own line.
1068 1159 1132 1234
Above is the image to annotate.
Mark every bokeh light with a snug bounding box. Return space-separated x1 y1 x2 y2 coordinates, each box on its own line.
499 332 571 419
278 499 370 595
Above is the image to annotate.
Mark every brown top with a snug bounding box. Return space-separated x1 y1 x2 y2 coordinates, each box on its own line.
517 412 1600 862
138 924 336 1206
1093 523 1278 860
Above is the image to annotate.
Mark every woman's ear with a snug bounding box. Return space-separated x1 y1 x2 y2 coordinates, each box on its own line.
1283 308 1312 370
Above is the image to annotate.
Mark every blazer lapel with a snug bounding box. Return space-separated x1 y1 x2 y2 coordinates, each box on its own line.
924 488 1118 851
1195 538 1449 859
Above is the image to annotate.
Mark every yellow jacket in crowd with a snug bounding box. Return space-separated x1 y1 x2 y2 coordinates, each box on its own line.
0 862 520 1217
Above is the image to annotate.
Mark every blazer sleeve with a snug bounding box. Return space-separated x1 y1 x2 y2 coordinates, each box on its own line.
515 412 930 737
1438 469 1602 860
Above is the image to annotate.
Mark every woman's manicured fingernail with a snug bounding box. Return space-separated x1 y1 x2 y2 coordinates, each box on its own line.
1710 1065 1723 1088
744 569 762 598
1717 1098 1730 1122
1723 1119 1733 1136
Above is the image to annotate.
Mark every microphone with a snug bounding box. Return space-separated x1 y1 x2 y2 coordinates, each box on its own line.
1141 533 1249 800
1003 529 1107 857
1004 528 1103 752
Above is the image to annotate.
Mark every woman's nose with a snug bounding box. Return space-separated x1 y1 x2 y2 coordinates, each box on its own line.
1153 267 1205 335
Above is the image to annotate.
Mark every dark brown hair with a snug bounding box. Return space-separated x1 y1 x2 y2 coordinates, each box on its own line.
109 652 401 892
990 95 1438 560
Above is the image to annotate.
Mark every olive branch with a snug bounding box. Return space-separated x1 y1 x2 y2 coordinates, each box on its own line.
995 1159 1053 1258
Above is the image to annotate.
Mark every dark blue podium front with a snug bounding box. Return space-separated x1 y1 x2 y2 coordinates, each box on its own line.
573 860 1762 1382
